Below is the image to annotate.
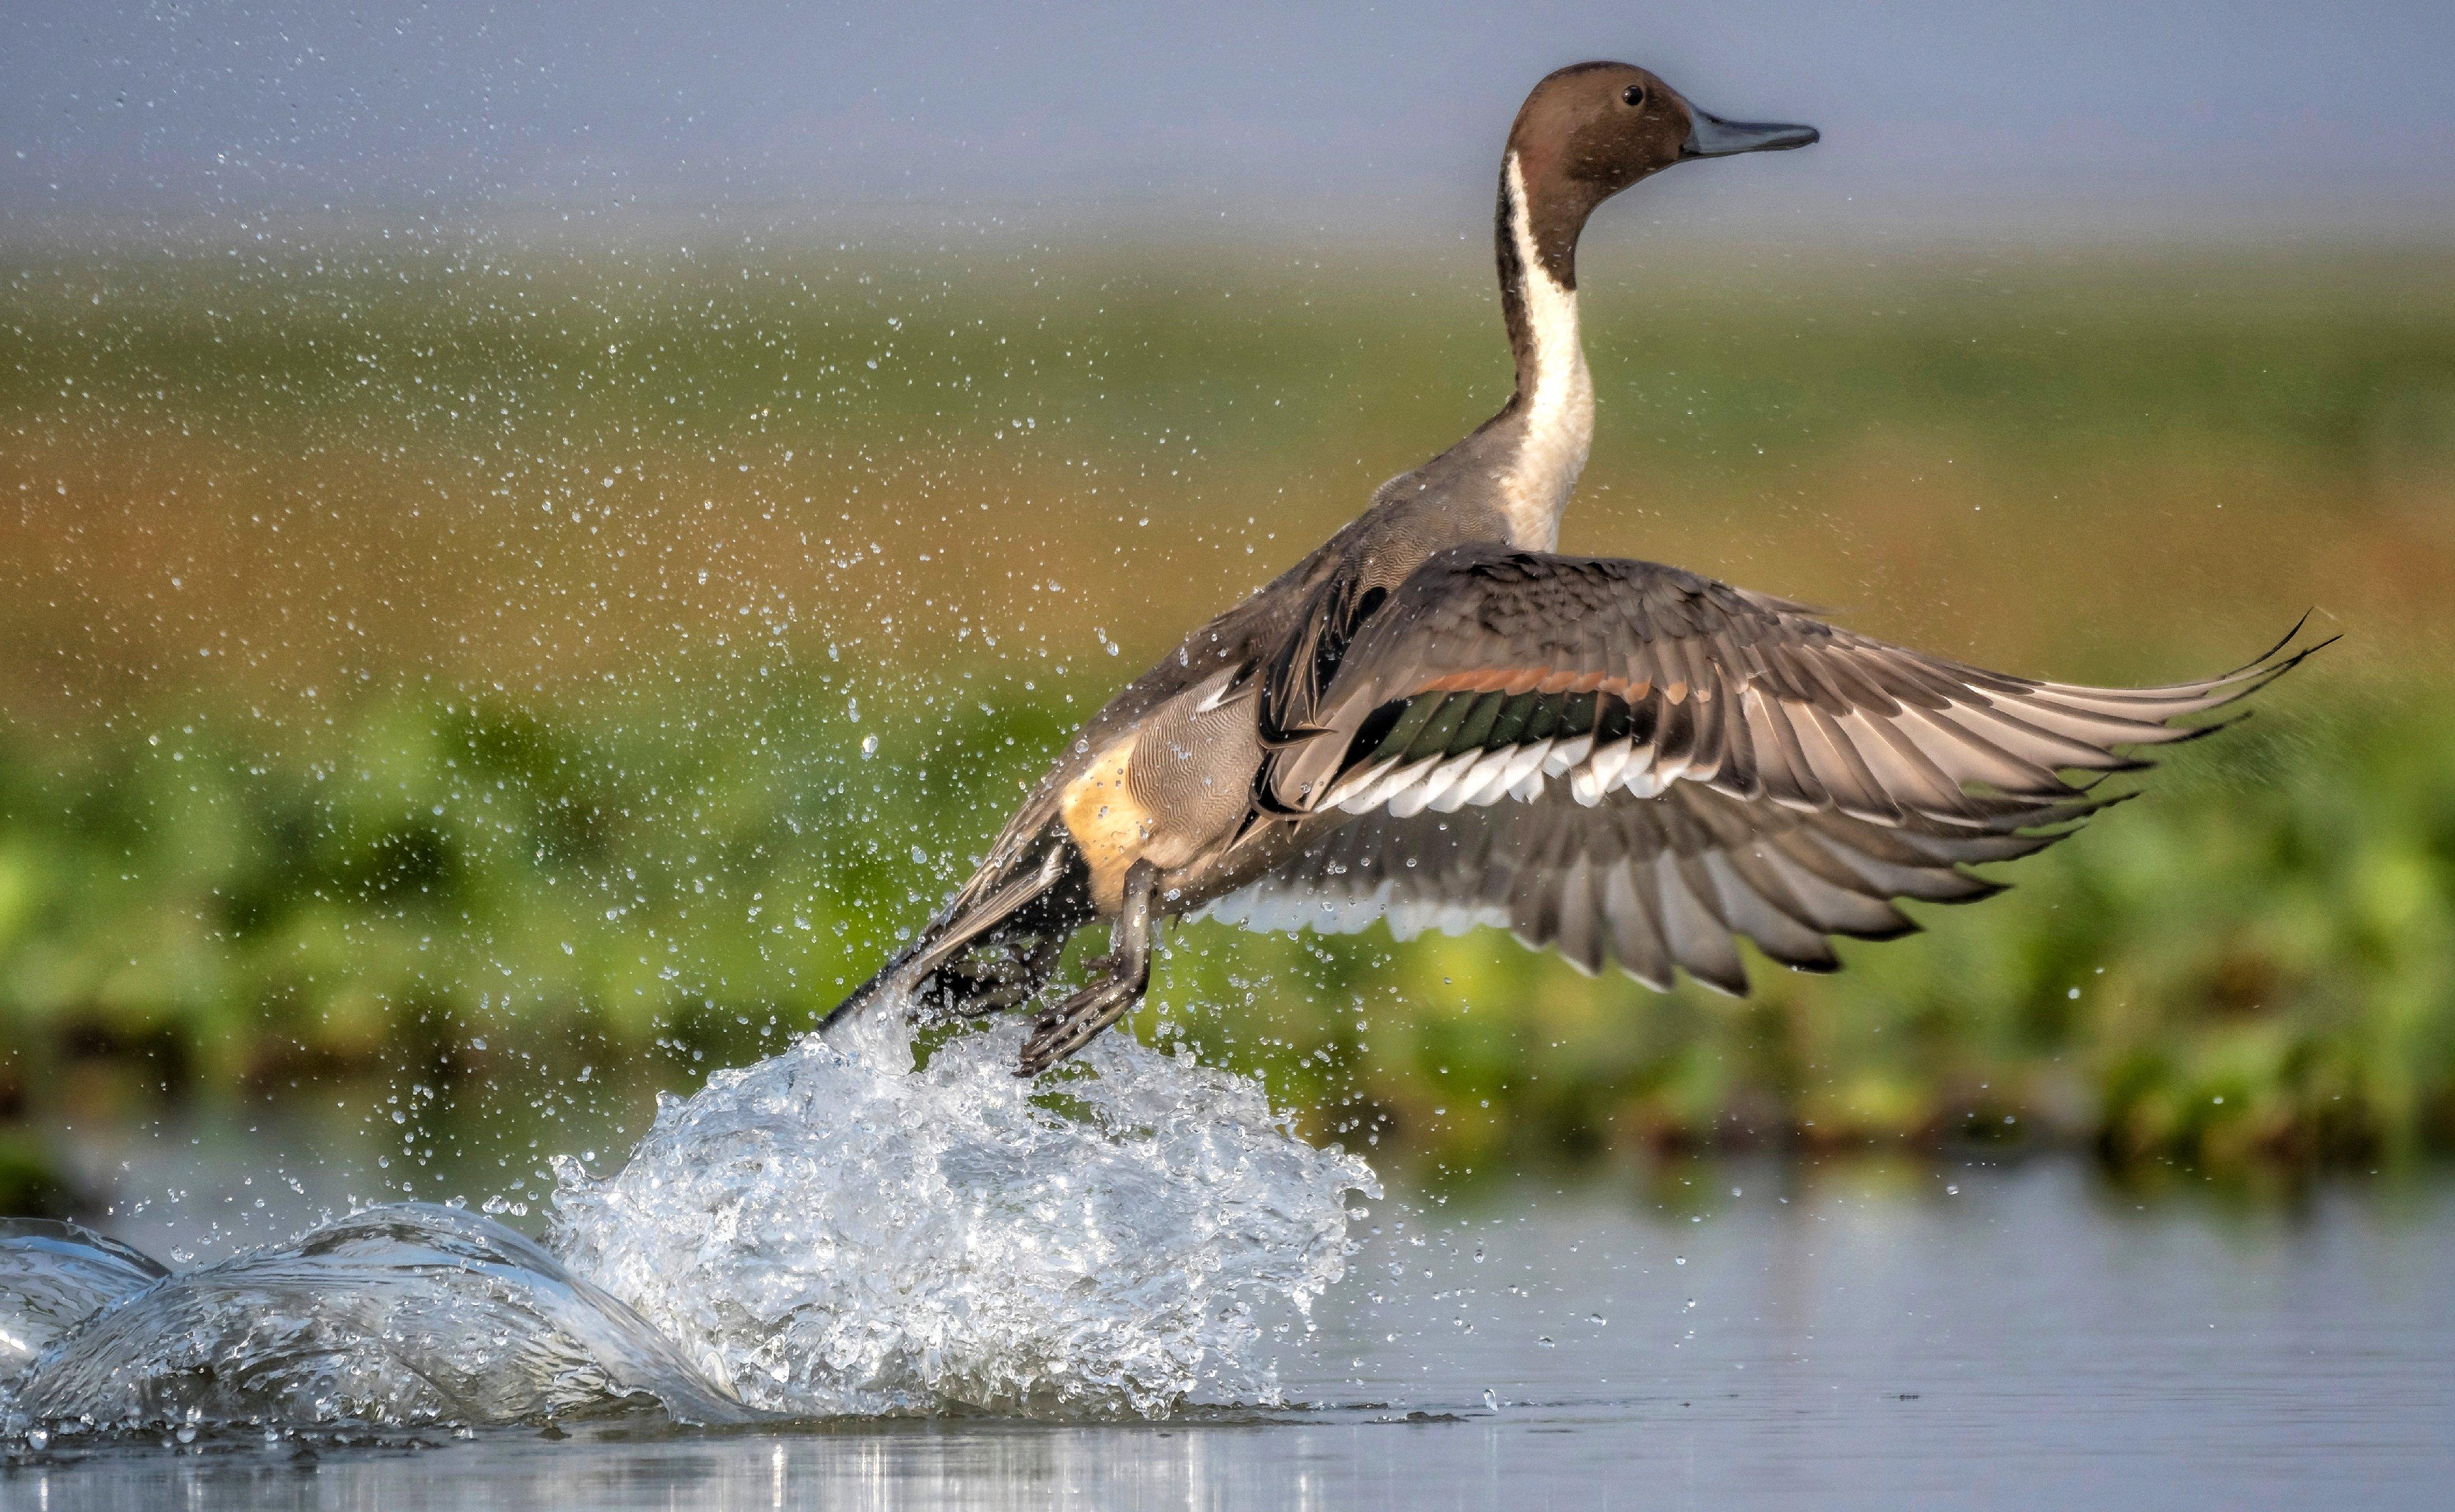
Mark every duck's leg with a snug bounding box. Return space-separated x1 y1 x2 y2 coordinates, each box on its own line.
945 927 1070 1014
1016 859 1157 1076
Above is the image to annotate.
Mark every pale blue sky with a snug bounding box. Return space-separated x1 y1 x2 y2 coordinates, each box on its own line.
6 1 2451 239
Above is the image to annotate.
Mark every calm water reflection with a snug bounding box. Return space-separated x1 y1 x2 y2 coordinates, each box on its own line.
8 1157 2452 1509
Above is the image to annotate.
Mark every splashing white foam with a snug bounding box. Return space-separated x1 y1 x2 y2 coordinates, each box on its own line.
0 1222 166 1378
549 1009 1377 1419
0 1005 1374 1439
4 1205 746 1436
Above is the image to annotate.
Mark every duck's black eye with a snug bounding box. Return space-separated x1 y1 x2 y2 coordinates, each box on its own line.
1622 84 1647 108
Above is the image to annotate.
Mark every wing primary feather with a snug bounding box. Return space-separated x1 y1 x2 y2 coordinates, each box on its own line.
1657 852 1750 995
1801 827 2004 904
1715 682 1764 799
1944 698 2151 773
1702 852 1841 970
1795 703 1905 823
1604 858 1676 991
1507 821 1576 952
1553 851 1606 975
1811 648 1903 715
1833 709 1982 819
1750 689 1832 810
1895 708 2074 799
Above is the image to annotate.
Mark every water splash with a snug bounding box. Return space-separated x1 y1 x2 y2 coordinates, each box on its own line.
0 1222 168 1376
0 1007 1375 1442
3 1205 747 1440
552 1012 1377 1418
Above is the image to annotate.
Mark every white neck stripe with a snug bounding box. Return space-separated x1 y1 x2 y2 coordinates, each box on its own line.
1501 154 1594 552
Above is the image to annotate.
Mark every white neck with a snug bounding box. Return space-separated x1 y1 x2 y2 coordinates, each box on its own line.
1500 152 1594 552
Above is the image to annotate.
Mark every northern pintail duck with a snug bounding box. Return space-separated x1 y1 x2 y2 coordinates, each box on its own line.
827 61 2317 1075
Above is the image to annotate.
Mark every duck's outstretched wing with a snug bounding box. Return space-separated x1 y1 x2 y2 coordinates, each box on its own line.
1226 545 2318 990
1199 780 2051 988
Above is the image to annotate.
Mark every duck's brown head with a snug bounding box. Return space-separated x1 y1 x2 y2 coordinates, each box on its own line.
1505 62 1816 285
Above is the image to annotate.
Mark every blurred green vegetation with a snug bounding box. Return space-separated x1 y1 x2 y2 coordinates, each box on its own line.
2 240 2453 1177
0 672 2448 1177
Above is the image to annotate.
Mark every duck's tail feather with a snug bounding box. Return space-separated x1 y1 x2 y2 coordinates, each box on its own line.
820 835 1094 1031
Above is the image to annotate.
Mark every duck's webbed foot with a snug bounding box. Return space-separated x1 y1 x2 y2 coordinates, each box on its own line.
1017 861 1157 1076
934 929 1068 1015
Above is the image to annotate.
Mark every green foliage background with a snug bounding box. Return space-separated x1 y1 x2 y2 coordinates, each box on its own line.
3 239 2452 1195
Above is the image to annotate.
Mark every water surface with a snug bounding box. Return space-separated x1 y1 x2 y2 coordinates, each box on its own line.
6 1010 2452 1508
7 1154 2449 1510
